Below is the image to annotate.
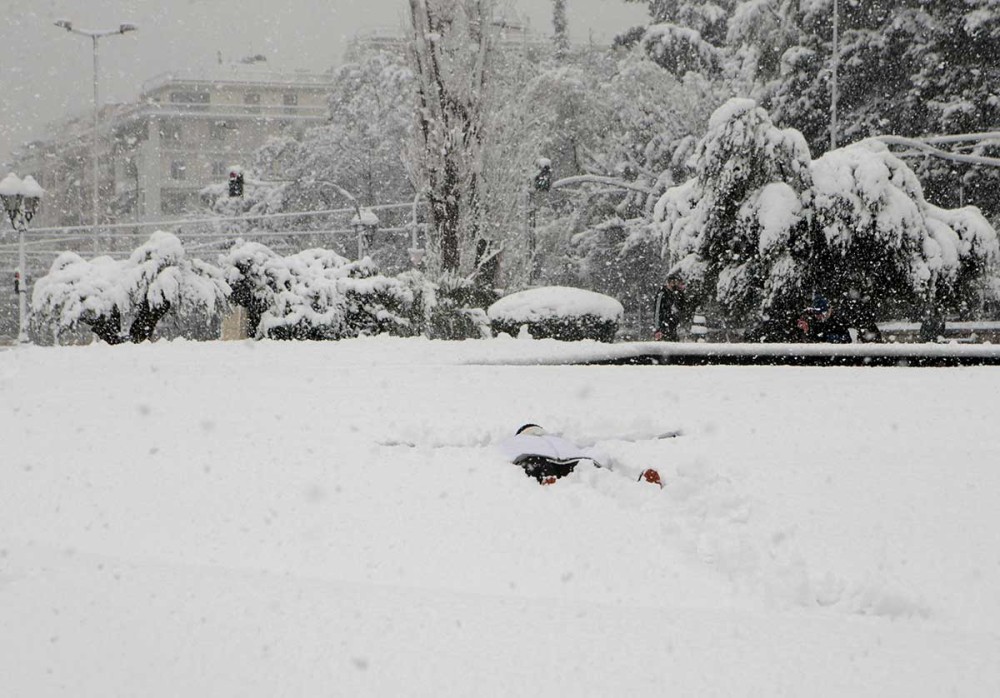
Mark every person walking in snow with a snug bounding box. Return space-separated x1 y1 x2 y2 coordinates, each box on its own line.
653 273 688 341
498 424 662 487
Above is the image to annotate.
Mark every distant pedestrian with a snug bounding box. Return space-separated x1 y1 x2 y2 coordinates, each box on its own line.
917 306 946 343
653 273 687 341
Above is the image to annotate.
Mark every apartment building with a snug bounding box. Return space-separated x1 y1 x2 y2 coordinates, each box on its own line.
13 64 334 227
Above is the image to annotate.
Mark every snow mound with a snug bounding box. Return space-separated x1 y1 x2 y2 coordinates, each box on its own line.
487 286 624 323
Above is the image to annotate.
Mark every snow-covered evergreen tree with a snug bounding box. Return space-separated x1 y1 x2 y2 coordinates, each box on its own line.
648 100 1000 325
650 99 812 324
617 0 1000 221
756 0 1000 216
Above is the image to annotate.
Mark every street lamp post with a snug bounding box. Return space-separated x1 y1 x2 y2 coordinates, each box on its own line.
0 173 45 344
54 19 138 251
408 190 427 268
351 208 380 260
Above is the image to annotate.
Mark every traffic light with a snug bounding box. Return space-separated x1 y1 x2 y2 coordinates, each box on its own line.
533 158 552 193
13 269 20 294
228 169 244 198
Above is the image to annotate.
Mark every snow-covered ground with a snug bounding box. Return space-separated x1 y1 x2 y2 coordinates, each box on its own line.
2 337 999 697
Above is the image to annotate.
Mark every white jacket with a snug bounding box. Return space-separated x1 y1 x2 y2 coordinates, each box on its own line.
497 433 608 468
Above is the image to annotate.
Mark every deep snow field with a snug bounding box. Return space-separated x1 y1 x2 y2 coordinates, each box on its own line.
2 336 1000 697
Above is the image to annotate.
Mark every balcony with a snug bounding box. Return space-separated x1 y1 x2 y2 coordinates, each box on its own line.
141 66 335 95
116 100 329 124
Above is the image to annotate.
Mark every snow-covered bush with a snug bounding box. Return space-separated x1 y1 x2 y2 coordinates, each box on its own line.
487 286 624 342
32 231 229 344
30 253 127 343
218 240 419 341
422 273 493 341
217 240 284 338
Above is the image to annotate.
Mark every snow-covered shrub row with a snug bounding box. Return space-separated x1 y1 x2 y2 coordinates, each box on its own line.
218 241 493 341
487 286 624 343
30 234 496 344
641 99 1000 326
31 231 229 344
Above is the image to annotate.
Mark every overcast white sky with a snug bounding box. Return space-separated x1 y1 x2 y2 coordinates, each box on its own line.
0 0 647 168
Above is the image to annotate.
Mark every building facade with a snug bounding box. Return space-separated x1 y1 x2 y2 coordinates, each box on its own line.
13 64 334 228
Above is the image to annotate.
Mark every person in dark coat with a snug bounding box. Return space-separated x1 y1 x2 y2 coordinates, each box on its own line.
798 294 852 343
918 307 946 343
653 274 687 341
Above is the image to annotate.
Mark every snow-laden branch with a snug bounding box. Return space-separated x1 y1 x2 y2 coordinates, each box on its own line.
245 176 365 219
551 175 654 195
876 136 1000 168
910 131 1000 146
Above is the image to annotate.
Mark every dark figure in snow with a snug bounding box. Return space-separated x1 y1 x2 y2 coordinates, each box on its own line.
498 424 662 487
653 274 688 341
743 307 809 343
797 295 852 343
918 307 946 343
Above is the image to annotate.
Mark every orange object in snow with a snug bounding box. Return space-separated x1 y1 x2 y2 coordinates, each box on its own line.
639 468 663 487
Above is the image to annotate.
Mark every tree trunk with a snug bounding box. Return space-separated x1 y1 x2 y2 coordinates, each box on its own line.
129 299 171 343
436 160 463 271
408 0 491 274
85 306 125 345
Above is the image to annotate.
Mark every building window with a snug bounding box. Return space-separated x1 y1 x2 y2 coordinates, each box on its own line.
170 161 187 180
209 122 228 141
244 92 261 114
283 92 299 115
159 123 183 147
169 91 210 110
211 162 228 177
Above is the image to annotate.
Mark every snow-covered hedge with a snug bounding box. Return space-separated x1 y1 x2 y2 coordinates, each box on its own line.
487 286 624 342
